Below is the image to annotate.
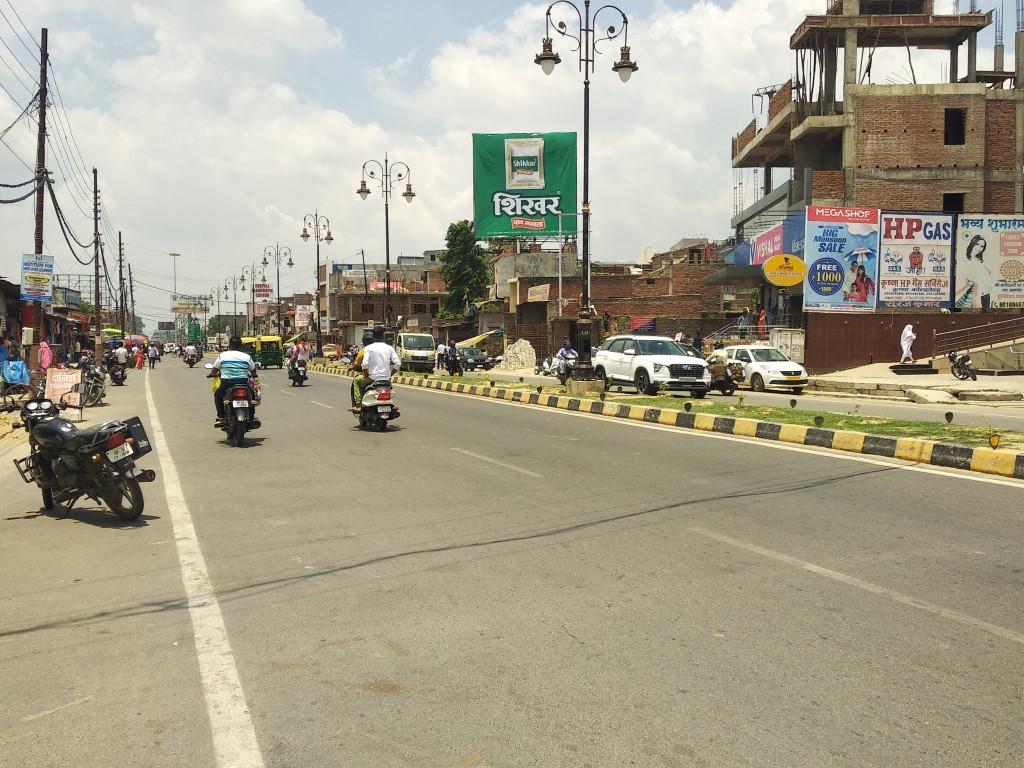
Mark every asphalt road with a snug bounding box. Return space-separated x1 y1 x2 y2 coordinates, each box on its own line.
2 360 1023 767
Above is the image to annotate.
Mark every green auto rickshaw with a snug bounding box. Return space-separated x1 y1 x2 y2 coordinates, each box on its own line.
240 336 258 365
256 335 284 369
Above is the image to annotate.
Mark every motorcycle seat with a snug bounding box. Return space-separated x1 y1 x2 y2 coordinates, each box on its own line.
67 421 122 449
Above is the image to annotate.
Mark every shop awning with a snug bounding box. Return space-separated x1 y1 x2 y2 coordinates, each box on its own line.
703 265 764 286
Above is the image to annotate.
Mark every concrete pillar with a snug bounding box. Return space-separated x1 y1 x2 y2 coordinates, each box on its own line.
995 43 1005 73
1016 30 1024 89
967 32 978 83
823 44 838 103
844 28 858 87
950 43 959 83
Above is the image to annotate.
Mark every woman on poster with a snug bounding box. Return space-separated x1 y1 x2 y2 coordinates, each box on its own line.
844 264 875 304
899 324 916 364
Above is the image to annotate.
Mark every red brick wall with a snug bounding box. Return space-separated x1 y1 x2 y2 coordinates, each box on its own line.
811 170 845 200
768 79 792 122
853 93 986 169
985 182 1017 213
984 101 1016 171
853 179 984 212
732 119 756 158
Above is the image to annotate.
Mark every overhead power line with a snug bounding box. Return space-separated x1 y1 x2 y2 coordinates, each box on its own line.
0 1 39 63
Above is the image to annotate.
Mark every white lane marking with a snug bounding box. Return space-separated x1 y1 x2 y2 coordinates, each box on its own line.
20 695 94 722
690 526 1024 646
309 400 334 409
278 390 295 397
144 375 265 768
405 385 1024 490
450 447 543 478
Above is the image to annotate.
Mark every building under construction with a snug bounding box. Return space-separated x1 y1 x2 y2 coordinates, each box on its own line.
722 0 1024 372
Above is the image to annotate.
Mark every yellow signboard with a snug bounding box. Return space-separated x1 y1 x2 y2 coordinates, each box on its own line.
762 253 807 287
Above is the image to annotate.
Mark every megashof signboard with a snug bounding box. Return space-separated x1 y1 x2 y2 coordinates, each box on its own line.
802 206 880 313
878 213 953 308
955 215 1024 309
473 132 577 239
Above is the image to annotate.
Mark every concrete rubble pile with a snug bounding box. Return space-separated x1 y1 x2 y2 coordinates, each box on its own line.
496 339 536 372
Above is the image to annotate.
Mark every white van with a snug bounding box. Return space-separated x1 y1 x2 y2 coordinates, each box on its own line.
396 332 436 372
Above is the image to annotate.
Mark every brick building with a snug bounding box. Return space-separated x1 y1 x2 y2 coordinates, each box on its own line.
727 0 1024 371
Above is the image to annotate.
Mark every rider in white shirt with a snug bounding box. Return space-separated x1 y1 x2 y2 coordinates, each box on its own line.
352 326 399 411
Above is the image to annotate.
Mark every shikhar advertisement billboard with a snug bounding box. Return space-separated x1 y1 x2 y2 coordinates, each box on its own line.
878 213 953 308
802 206 880 313
955 215 1024 309
472 132 577 238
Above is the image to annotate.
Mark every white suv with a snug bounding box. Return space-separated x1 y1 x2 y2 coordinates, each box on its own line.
594 335 710 397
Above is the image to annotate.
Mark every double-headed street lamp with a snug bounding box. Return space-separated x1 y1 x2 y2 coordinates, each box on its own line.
263 244 293 337
300 211 333 356
535 0 637 381
357 154 416 327
241 264 266 336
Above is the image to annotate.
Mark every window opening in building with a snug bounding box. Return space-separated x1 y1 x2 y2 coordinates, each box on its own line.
944 108 966 145
361 303 374 314
412 303 427 314
942 193 965 214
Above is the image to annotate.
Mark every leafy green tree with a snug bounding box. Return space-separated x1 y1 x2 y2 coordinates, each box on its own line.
439 220 491 315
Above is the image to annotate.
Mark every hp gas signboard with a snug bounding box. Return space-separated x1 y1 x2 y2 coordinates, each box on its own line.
472 132 577 238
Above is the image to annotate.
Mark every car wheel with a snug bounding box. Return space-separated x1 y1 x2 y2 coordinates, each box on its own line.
751 373 766 392
635 369 657 396
693 390 706 399
595 366 607 388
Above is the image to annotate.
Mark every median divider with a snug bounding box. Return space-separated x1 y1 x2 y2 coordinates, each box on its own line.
306 363 1024 480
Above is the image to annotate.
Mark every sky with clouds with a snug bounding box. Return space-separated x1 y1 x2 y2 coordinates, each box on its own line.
0 0 982 328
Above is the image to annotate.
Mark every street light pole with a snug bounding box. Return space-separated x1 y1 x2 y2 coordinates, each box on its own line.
263 244 293 338
300 211 333 356
535 0 637 380
357 154 416 327
224 275 243 337
241 264 265 336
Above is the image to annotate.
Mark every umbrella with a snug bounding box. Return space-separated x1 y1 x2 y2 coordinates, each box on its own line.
100 328 124 335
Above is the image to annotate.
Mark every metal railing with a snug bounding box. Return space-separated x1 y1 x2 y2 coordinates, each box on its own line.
932 315 1024 356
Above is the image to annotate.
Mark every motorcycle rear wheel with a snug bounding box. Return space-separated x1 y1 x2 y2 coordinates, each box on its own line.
41 487 54 511
231 420 245 447
969 368 978 381
104 478 144 521
952 367 969 380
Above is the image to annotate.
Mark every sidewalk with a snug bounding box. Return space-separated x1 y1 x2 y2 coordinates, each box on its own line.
809 362 1024 403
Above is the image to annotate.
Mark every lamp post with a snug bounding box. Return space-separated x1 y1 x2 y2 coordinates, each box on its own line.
300 211 333 356
263 244 293 338
357 154 415 327
224 275 243 336
241 264 266 336
535 0 637 380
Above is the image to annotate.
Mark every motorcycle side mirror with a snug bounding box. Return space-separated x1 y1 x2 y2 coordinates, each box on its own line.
204 363 214 369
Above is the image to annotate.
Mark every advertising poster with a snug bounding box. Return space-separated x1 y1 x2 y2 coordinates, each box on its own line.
45 368 83 408
751 224 783 265
802 206 880 313
878 213 953 308
955 215 1024 309
20 253 54 303
472 132 577 238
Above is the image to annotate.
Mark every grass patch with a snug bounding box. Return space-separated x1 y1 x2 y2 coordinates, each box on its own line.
608 394 1021 450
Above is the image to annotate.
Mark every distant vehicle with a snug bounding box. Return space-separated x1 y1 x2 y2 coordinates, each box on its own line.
164 343 179 355
594 334 710 397
397 332 435 372
722 344 808 393
461 346 490 371
321 343 340 360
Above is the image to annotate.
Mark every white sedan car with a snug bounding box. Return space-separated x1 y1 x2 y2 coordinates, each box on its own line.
723 345 808 393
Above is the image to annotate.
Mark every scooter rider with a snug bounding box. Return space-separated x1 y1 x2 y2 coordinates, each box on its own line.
352 326 399 413
555 338 577 373
184 342 197 360
209 336 257 427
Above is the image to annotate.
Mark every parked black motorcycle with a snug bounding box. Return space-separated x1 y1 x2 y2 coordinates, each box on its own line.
4 396 155 520
81 364 107 407
445 348 464 377
948 350 978 381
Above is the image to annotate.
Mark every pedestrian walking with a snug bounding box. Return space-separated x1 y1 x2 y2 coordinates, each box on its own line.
436 341 446 371
133 345 144 370
38 340 53 372
899 324 916 363
147 343 159 369
737 309 750 340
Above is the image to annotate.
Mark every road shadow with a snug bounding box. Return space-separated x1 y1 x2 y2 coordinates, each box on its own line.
215 436 268 449
5 505 158 528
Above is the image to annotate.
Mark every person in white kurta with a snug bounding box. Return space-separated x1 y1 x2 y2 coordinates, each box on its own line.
900 324 916 363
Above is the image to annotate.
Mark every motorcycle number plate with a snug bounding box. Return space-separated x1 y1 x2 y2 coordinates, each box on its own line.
232 400 249 407
377 405 391 413
106 443 133 463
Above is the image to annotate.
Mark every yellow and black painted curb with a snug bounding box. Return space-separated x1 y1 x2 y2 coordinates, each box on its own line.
306 364 1024 481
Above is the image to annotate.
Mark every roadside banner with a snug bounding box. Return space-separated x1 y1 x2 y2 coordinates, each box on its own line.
526 284 550 302
630 316 655 333
762 254 806 287
752 224 783 265
878 213 953 308
472 132 577 238
955 214 1024 309
45 368 83 408
20 253 54 303
802 206 880 313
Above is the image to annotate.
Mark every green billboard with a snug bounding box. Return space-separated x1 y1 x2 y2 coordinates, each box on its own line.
472 132 577 239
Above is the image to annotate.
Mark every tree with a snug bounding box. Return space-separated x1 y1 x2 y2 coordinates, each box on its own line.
439 220 491 315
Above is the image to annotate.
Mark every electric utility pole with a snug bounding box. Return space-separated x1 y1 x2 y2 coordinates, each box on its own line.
117 231 125 334
128 263 136 335
170 252 179 343
93 167 101 356
30 27 49 368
